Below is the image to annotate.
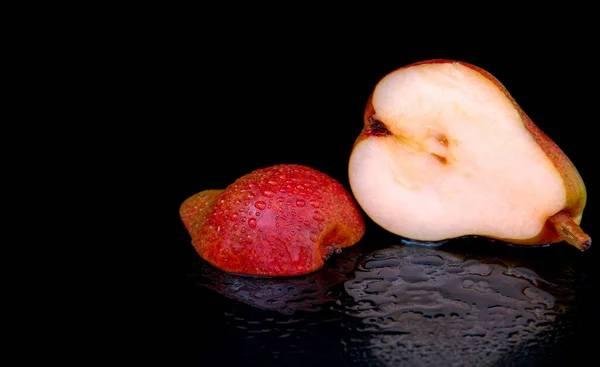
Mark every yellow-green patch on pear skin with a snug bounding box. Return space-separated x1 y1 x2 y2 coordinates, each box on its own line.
180 189 224 235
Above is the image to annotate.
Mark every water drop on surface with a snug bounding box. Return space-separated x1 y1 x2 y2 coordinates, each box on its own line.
254 201 266 210
296 199 306 207
411 255 445 266
248 218 257 228
401 238 448 247
313 210 325 222
263 190 275 198
230 213 239 221
310 200 320 208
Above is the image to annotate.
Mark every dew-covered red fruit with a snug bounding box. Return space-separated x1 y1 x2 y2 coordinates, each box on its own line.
180 164 366 276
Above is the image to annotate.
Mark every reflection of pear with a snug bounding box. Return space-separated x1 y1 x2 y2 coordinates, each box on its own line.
338 243 579 366
190 245 360 314
183 248 360 365
349 60 590 250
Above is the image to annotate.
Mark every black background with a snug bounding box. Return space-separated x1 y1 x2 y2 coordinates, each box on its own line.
116 22 599 366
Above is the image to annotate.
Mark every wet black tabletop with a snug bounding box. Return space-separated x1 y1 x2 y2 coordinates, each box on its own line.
171 231 597 366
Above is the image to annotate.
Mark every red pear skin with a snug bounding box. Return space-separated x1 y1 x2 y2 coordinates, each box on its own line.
354 59 590 250
180 164 366 276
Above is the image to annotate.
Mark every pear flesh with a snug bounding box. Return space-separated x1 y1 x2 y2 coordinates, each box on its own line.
349 61 590 250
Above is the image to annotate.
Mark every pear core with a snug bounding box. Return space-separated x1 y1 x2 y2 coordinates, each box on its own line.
349 62 567 242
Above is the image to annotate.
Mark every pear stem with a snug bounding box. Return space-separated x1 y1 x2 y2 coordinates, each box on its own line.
548 211 592 251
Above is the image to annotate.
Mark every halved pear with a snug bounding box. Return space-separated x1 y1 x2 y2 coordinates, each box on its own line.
348 59 591 251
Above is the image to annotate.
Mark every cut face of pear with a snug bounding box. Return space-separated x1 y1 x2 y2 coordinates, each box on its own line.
348 61 589 249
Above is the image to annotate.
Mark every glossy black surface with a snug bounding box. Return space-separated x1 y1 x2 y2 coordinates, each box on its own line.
170 231 597 366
